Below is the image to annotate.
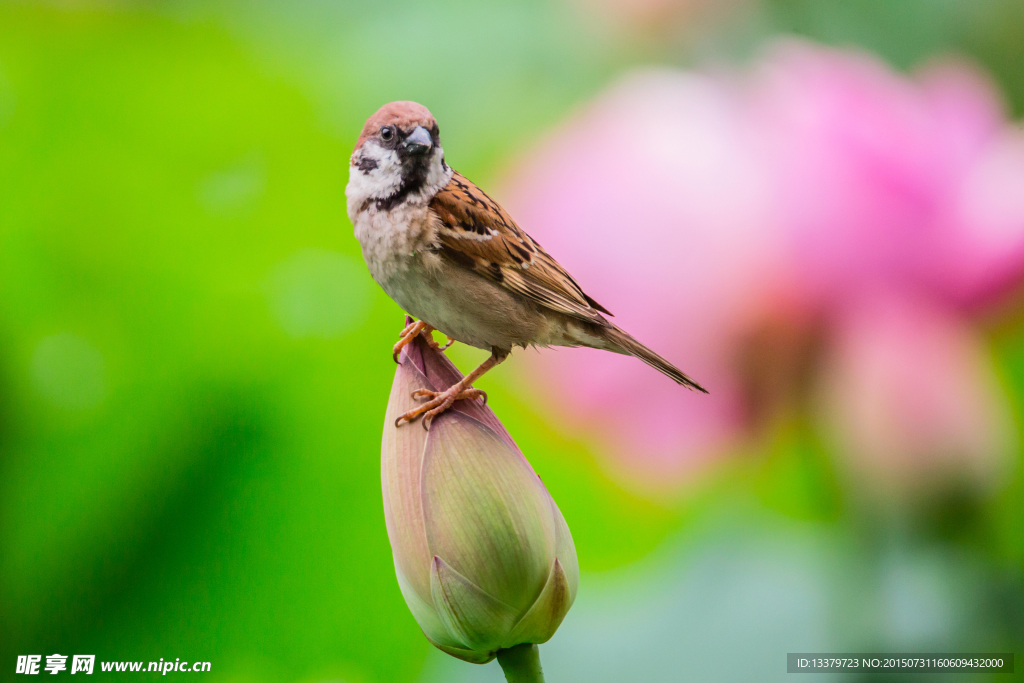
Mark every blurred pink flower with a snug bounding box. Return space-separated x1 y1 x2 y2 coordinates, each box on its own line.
819 293 1012 497
570 0 749 35
501 40 1024 491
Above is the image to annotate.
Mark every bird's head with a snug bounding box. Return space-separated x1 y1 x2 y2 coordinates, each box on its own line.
347 101 451 212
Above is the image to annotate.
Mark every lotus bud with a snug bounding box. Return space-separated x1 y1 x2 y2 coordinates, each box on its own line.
382 327 578 668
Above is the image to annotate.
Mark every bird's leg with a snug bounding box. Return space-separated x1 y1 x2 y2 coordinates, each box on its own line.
396 348 509 430
393 320 457 362
394 320 434 362
397 318 424 339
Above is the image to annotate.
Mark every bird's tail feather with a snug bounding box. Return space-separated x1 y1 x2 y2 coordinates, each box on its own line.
602 325 708 393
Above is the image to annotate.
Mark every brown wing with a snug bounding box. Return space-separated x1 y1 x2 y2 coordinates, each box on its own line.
429 171 612 324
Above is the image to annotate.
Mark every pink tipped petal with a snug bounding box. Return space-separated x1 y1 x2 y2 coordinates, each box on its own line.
382 347 435 602
398 322 518 451
430 556 519 653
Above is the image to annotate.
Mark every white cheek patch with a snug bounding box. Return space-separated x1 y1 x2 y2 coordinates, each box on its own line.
346 143 403 204
345 142 454 216
422 147 452 197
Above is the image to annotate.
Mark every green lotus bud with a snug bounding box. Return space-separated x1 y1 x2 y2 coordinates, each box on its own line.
382 331 578 667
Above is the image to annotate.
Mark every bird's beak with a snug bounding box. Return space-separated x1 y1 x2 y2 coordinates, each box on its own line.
402 126 433 156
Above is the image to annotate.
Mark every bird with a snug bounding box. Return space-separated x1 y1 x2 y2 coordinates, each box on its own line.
346 101 706 429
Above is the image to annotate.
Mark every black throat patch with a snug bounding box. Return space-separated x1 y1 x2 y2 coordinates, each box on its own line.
374 150 431 211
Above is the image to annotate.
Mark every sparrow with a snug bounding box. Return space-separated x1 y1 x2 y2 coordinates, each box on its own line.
346 101 707 428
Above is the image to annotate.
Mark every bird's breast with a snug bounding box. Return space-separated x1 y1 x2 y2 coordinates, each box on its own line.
351 202 437 285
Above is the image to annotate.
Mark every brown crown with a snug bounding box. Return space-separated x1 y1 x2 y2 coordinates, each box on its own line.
355 101 437 149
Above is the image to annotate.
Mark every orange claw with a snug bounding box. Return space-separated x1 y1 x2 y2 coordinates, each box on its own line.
393 320 434 363
393 348 504 429
393 320 457 362
395 386 487 430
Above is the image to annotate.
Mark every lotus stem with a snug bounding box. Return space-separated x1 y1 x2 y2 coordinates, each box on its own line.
496 644 545 683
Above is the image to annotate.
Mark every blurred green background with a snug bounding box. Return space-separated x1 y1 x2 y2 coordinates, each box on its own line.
1 1 1023 681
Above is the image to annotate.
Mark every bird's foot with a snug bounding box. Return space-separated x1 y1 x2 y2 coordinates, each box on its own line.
394 321 434 362
393 321 454 362
398 319 423 339
395 385 487 430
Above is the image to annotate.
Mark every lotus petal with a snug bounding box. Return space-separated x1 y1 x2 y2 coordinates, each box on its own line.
508 559 573 645
422 415 555 613
382 347 434 602
431 556 519 653
393 559 458 649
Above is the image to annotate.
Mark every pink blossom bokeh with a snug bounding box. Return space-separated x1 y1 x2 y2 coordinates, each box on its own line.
501 40 1024 491
570 0 748 35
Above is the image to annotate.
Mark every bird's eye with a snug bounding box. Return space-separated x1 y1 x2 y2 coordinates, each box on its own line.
380 126 395 142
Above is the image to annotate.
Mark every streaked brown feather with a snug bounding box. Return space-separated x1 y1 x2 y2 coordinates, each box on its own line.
429 171 613 324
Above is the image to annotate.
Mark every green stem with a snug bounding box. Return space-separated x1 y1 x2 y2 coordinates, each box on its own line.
496 644 545 683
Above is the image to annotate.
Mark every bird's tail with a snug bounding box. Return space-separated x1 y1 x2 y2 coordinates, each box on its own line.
601 325 708 393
